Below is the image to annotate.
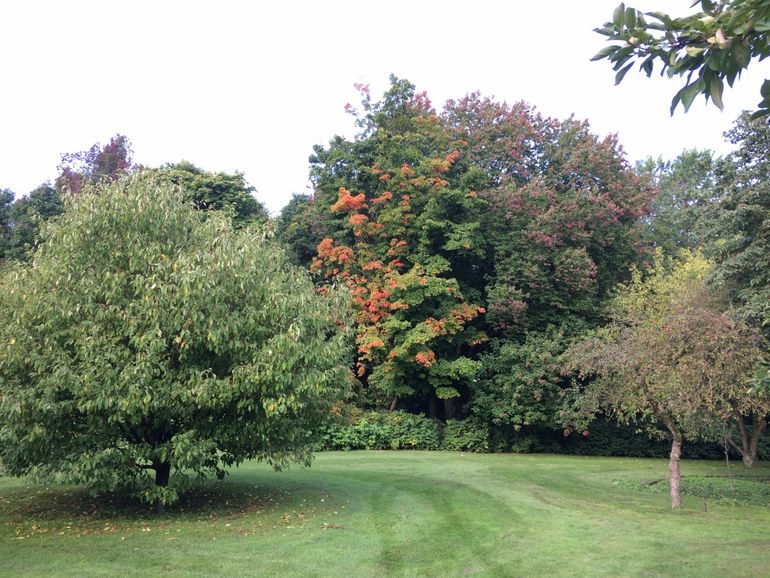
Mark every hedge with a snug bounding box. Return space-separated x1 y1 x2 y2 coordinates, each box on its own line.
313 412 767 460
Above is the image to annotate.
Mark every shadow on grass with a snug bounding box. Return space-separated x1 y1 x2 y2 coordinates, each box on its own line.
0 477 301 532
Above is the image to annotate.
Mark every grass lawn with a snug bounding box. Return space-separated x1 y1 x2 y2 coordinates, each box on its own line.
2 451 769 577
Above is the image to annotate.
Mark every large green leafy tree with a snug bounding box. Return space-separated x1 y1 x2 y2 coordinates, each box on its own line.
708 112 770 331
6 184 64 263
483 118 654 336
637 149 721 254
0 173 351 511
594 1 770 116
565 252 768 507
310 78 487 418
0 188 12 262
446 98 654 441
275 193 324 266
152 161 268 227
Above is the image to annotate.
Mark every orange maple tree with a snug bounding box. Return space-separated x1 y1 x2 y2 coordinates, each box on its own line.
310 79 486 414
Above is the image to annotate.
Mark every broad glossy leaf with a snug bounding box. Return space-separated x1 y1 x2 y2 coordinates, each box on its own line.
709 75 724 109
613 3 626 29
615 62 634 85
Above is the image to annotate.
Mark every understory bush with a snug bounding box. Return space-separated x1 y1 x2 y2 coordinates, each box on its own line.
490 419 755 460
315 412 768 460
442 420 490 452
315 411 479 452
315 411 443 451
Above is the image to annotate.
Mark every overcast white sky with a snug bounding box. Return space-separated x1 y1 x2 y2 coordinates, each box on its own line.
1 1 768 213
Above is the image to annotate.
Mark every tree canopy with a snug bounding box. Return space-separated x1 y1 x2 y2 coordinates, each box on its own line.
300 77 655 431
309 78 486 417
0 173 351 510
594 1 770 116
636 149 720 255
565 251 768 505
152 161 268 227
56 134 135 194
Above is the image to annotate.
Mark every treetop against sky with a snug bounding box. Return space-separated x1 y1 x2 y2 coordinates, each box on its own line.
1 1 768 212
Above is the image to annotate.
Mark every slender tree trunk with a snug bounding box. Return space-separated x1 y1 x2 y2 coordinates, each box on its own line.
661 415 682 509
443 397 457 420
154 461 171 515
428 396 437 419
737 417 753 468
746 416 766 468
389 396 399 413
669 434 682 509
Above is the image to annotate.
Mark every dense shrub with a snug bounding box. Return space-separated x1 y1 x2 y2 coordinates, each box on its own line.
386 412 443 450
315 411 764 461
315 411 442 451
443 420 489 452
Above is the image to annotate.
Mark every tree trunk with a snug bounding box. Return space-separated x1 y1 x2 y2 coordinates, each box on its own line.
428 396 437 419
154 460 171 515
742 453 759 468
669 434 682 509
661 415 682 510
388 396 398 413
747 415 766 468
443 397 457 420
734 414 766 468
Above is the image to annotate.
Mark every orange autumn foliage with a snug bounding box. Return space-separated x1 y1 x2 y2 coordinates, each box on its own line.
415 350 436 368
331 187 368 212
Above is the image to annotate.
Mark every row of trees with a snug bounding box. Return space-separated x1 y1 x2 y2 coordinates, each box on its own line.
275 78 769 508
1 136 268 266
1 75 767 511
278 78 655 421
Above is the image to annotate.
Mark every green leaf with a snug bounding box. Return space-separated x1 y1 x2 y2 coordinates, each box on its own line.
732 41 751 68
624 7 637 29
706 50 725 71
613 3 626 29
641 56 654 76
761 79 770 99
591 45 621 61
733 23 749 35
615 62 634 85
681 79 706 111
647 11 672 26
671 79 704 114
709 75 724 109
